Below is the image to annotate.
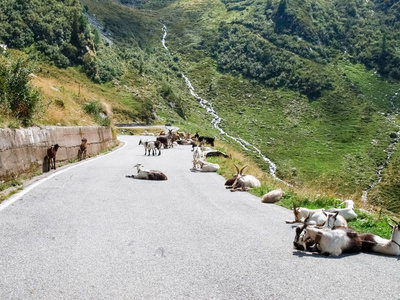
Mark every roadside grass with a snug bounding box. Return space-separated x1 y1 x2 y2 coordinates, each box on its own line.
207 139 397 239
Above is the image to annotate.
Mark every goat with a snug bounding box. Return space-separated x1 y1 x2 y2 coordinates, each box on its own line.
139 140 161 156
79 137 87 160
286 204 348 228
46 144 60 170
226 164 261 192
194 132 215 147
261 188 285 203
203 150 229 158
224 175 238 187
359 219 400 256
326 200 358 220
126 163 168 180
297 224 362 256
293 212 348 252
192 158 220 172
156 136 171 149
192 146 204 169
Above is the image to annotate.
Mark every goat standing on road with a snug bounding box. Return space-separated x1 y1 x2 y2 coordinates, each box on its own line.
46 144 60 170
79 137 87 160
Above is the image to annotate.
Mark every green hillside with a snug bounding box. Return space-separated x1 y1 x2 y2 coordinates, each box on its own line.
1 0 400 214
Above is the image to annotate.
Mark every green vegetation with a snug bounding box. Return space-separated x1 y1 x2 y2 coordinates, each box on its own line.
0 51 41 126
1 0 400 222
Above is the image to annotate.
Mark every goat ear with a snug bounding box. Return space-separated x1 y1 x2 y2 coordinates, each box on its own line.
240 165 248 175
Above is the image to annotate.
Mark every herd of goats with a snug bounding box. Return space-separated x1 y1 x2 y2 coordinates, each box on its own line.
44 128 400 258
125 128 400 258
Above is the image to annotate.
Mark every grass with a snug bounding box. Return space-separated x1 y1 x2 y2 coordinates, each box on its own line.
207 139 397 239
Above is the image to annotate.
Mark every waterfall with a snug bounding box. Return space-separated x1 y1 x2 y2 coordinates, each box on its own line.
362 89 400 202
161 24 287 184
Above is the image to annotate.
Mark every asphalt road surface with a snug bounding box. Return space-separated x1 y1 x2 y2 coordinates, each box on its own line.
0 135 399 299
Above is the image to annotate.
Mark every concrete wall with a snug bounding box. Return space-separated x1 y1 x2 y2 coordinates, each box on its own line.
0 126 115 180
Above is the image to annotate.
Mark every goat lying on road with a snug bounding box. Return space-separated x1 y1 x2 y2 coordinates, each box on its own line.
47 144 60 170
359 219 400 256
126 163 168 180
226 164 260 192
192 158 220 172
286 204 348 228
296 224 362 256
326 200 358 220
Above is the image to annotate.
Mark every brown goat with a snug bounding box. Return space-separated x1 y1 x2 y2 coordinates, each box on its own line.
79 137 87 160
47 144 60 170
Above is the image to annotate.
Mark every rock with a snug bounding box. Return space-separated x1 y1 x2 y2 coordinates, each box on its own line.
261 189 285 203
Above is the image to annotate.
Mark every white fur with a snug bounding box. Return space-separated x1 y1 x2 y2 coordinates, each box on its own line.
261 188 285 203
287 207 347 228
327 200 358 220
300 227 351 256
362 223 400 256
192 158 220 172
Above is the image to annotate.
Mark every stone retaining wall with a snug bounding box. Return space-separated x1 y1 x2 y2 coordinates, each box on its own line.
0 126 115 180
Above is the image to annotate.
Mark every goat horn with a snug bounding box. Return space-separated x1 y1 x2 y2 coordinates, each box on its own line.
391 218 399 226
233 164 240 175
240 165 248 175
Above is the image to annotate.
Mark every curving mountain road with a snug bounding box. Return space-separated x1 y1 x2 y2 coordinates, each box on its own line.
0 135 398 299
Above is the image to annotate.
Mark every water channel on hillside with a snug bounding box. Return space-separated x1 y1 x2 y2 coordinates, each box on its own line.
362 89 400 202
161 23 287 185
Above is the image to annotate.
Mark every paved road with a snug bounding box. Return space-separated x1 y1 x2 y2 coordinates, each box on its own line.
0 135 398 299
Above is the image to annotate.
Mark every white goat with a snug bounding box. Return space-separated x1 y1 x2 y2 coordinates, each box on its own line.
286 205 347 228
192 158 220 172
359 219 400 256
126 163 167 180
326 200 357 220
192 146 204 169
298 225 362 256
261 188 285 203
226 164 261 192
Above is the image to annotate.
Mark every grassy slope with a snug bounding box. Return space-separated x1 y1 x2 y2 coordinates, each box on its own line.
152 0 400 214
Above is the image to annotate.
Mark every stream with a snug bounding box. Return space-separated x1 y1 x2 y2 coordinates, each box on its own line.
161 24 287 184
362 89 400 202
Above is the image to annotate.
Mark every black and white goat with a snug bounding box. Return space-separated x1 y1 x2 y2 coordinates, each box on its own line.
296 224 362 256
139 139 161 156
194 132 215 147
293 212 359 255
286 204 348 228
226 164 261 192
359 219 400 256
126 163 168 180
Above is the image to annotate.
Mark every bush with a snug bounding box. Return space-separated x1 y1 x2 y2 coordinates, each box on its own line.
0 55 41 126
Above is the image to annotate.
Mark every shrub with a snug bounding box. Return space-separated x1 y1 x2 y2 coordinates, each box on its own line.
0 55 41 126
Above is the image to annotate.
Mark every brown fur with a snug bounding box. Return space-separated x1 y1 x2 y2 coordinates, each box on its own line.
46 144 60 170
359 233 378 252
224 175 237 186
148 172 168 180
